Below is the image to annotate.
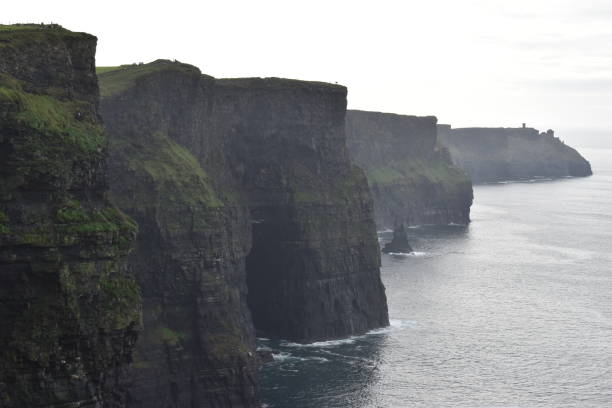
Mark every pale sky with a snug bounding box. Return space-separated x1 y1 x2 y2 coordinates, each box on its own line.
4 0 612 146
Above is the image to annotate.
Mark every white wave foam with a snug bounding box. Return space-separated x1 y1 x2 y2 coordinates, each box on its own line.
388 251 428 257
271 351 329 363
390 319 417 329
281 337 357 348
278 319 417 349
257 337 271 342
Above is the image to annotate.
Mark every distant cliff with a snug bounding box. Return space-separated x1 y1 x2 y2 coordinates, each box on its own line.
346 110 473 228
0 25 139 407
438 125 593 183
99 61 388 406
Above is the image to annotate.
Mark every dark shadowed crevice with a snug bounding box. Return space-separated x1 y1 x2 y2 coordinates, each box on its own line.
246 220 283 339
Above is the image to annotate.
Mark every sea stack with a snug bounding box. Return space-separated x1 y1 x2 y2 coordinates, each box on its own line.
382 224 413 254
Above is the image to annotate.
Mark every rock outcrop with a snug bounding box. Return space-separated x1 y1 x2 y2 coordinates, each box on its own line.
438 125 593 183
345 110 473 229
99 61 258 408
98 61 388 406
382 225 413 254
216 79 388 342
0 25 139 407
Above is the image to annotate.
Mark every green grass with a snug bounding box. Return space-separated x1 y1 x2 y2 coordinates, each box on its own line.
99 272 141 330
113 130 223 211
98 60 199 97
217 77 345 91
152 326 186 346
368 167 404 185
0 74 105 152
0 24 87 50
96 66 121 75
0 23 66 32
366 152 470 195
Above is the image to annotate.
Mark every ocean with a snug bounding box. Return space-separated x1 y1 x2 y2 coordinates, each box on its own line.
258 148 612 408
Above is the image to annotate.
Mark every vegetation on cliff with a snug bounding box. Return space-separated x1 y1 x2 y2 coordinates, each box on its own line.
0 25 140 408
97 59 200 97
438 126 593 183
99 63 259 407
346 110 473 228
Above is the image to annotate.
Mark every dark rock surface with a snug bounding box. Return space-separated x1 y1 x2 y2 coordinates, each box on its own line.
99 61 258 408
0 25 139 408
438 125 593 183
216 79 388 343
99 61 389 406
382 225 413 254
346 110 473 229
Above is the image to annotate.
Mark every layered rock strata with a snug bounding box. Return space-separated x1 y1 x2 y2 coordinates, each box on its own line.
99 61 258 408
98 61 389 405
215 79 388 342
0 24 139 408
438 125 593 183
346 110 473 229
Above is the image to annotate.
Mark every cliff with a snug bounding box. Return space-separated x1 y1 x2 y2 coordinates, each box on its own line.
98 62 388 406
438 125 593 183
99 61 258 408
216 79 388 342
0 25 139 407
345 110 473 229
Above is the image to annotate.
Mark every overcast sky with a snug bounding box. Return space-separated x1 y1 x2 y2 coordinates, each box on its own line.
4 0 612 146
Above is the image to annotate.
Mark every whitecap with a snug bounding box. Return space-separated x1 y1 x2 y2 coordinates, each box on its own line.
271 351 329 363
389 319 418 329
281 337 357 348
387 251 428 257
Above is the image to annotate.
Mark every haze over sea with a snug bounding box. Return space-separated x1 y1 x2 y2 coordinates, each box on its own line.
258 147 612 408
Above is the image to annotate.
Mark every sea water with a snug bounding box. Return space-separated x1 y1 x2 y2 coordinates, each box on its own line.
258 148 612 408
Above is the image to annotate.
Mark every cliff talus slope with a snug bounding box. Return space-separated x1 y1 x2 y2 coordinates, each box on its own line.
346 110 473 229
0 25 139 408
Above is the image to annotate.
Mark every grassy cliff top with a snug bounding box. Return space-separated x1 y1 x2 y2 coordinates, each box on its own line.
348 109 437 123
0 23 67 32
97 60 202 98
451 126 540 132
0 23 94 40
216 77 346 92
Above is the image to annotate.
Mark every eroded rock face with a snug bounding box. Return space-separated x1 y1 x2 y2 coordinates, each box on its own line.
215 79 388 342
345 110 473 229
0 25 139 408
438 125 593 183
99 62 388 406
382 225 413 254
99 62 259 408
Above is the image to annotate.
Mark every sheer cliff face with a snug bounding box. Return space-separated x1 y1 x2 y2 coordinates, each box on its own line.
99 62 258 408
99 63 388 406
0 26 139 407
346 110 473 229
215 79 388 342
438 126 593 183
